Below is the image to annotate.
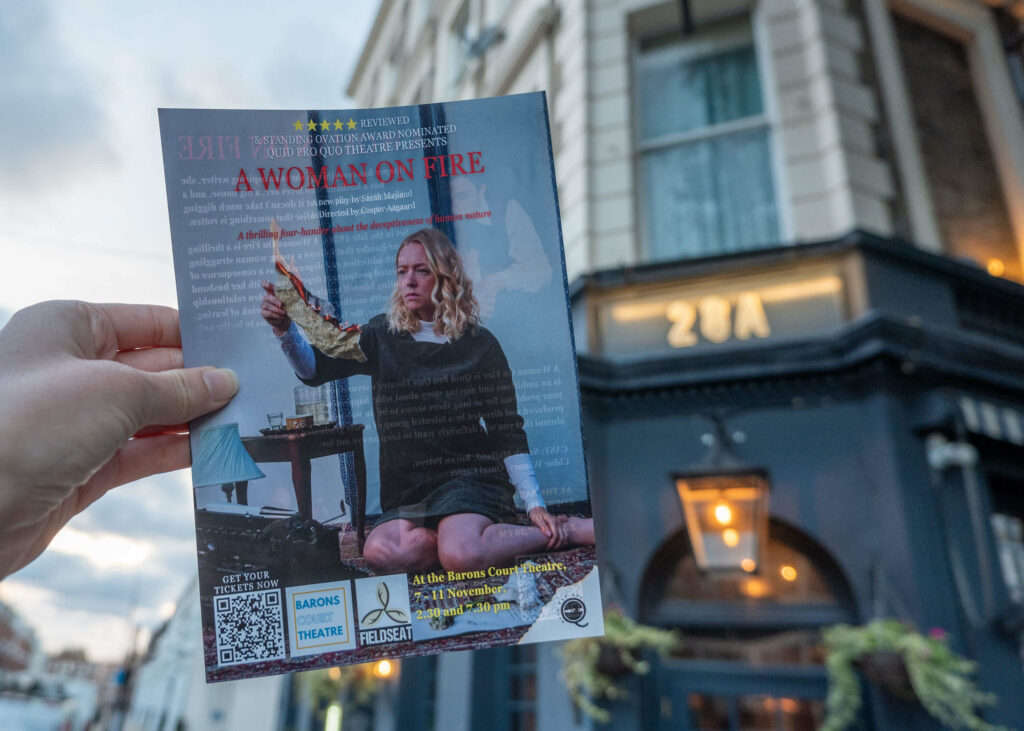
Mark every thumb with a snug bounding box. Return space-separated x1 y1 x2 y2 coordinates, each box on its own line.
140 367 239 426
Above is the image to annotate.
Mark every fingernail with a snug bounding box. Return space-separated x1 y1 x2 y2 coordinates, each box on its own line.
203 368 239 400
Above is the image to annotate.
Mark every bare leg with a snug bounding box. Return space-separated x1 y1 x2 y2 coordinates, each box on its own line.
363 518 438 574
437 514 595 572
565 516 595 546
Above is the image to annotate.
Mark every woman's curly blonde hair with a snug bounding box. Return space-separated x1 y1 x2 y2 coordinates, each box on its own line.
387 227 479 340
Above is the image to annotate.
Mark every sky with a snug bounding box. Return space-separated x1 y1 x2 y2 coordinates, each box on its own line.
0 0 381 663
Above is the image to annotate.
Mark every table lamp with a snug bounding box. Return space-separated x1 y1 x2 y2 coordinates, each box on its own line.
193 423 265 504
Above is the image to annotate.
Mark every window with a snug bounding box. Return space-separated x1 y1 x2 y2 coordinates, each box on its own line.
395 655 437 729
448 3 470 92
988 470 1024 604
382 46 402 105
891 12 1022 280
992 511 1024 603
508 644 538 731
469 644 538 731
635 20 779 262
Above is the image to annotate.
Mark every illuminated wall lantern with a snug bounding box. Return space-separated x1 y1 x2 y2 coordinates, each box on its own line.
673 416 770 572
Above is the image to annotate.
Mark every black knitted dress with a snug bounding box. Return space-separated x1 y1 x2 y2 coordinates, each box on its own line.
301 314 529 526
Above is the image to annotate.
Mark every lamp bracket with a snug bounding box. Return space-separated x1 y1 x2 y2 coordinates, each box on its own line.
926 433 978 471
692 413 750 472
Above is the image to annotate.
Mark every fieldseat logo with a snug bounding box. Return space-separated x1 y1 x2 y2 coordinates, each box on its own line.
356 575 413 647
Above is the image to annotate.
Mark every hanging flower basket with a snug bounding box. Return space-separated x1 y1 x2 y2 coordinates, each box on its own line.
853 651 916 701
560 609 680 724
822 620 1009 731
595 643 635 677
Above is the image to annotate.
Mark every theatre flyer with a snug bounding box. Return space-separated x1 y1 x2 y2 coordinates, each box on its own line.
158 93 603 682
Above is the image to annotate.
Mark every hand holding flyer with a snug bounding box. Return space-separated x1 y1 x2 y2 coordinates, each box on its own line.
159 93 603 682
0 301 238 579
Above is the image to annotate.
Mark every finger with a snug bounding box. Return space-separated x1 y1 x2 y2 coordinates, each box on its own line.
548 517 563 548
76 434 191 510
544 517 558 548
116 347 183 372
134 423 189 437
262 290 282 308
530 511 549 538
140 366 238 426
87 303 181 353
262 280 275 293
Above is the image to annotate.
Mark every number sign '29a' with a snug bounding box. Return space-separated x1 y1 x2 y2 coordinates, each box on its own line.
666 293 771 347
594 264 847 358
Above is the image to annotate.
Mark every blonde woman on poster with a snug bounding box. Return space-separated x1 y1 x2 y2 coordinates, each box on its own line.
261 227 594 575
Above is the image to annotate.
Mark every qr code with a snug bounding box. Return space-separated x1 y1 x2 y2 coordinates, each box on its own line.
213 589 286 666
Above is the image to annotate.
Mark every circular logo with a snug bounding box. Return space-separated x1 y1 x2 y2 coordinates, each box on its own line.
560 597 588 627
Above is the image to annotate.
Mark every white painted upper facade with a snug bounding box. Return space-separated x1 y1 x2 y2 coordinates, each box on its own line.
348 0 1024 283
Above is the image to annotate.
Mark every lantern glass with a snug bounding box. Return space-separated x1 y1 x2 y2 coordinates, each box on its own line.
675 472 769 572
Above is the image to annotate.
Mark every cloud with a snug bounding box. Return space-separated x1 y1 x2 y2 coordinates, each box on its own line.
0 3 115 191
12 528 195 614
48 528 154 571
0 578 153 661
258 6 382 108
6 530 195 662
4 471 200 659
71 470 197 544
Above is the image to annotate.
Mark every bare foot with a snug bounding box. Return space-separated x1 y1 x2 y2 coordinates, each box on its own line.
566 516 595 546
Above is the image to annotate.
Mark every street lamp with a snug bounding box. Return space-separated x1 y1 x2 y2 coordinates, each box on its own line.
674 415 770 573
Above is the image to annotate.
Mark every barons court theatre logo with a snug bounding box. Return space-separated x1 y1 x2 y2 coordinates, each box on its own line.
355 575 413 647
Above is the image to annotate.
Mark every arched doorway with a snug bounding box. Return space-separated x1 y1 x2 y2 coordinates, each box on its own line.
638 521 858 730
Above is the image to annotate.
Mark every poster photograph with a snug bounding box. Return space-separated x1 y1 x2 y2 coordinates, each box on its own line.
158 92 603 682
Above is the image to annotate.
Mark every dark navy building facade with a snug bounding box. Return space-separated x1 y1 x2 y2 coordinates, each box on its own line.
573 232 1024 728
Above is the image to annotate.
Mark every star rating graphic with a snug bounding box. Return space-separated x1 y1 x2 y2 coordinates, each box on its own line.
292 117 357 131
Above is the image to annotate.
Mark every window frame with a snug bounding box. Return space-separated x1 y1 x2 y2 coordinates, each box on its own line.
447 2 471 93
863 0 1024 267
630 14 786 264
469 644 539 731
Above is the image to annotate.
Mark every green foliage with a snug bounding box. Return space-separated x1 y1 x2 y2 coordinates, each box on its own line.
560 609 680 724
822 620 1010 731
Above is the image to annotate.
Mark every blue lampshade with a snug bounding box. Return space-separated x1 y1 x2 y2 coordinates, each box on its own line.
192 423 265 488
